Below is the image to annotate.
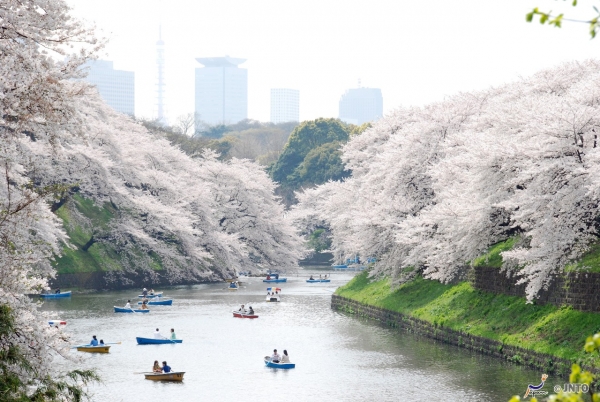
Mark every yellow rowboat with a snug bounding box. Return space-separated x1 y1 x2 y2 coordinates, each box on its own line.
76 345 111 353
144 372 185 382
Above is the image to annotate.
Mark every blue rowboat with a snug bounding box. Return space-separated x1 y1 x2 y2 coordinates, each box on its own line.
264 357 295 369
40 291 71 298
306 279 331 283
136 337 182 345
331 264 347 269
114 306 150 313
263 278 287 283
137 299 173 306
137 292 163 298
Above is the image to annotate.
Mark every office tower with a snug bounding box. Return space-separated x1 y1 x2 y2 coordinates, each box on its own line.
156 26 166 124
194 57 247 126
84 60 135 116
338 87 383 125
270 89 300 123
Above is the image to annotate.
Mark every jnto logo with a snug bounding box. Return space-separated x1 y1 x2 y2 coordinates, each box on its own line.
523 374 549 398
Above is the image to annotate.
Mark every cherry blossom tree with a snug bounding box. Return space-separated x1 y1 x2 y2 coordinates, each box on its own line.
294 60 600 300
1 0 304 398
1 0 101 398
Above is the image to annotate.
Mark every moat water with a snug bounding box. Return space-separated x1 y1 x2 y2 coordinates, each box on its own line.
41 269 553 401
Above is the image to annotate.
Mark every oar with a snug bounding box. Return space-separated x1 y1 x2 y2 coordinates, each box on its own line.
103 342 122 345
133 371 153 374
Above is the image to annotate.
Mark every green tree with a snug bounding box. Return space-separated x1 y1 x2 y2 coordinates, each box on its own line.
291 142 350 186
307 228 332 253
270 118 349 184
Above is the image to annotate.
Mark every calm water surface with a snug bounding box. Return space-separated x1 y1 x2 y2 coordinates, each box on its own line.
41 269 551 402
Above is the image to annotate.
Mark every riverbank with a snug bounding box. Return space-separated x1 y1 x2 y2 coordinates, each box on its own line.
334 272 600 374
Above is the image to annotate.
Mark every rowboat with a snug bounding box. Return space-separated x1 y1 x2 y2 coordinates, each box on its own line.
136 337 182 345
306 279 331 283
40 291 71 298
266 287 281 302
137 292 163 298
144 372 185 382
264 356 295 369
48 320 67 326
76 345 111 353
331 264 347 269
228 282 239 290
114 306 150 313
233 311 258 319
137 299 173 306
263 278 287 283
266 294 280 302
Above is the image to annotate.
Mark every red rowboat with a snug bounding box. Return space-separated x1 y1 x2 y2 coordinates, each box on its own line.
232 311 259 319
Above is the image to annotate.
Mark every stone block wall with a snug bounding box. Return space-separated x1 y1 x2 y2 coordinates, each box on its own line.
472 267 600 312
331 294 581 374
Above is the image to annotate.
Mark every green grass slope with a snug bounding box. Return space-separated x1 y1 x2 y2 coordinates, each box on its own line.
336 272 600 368
53 194 163 274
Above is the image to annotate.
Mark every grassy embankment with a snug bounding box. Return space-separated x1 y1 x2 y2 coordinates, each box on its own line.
336 240 600 368
53 194 163 274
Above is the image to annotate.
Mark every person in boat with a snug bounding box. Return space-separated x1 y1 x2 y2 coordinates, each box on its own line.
309 275 314 280
280 350 290 363
90 335 98 346
162 361 172 373
124 300 131 309
170 328 176 340
238 304 246 313
154 328 166 339
248 306 254 315
99 339 105 345
152 360 162 373
149 288 155 295
140 301 149 310
271 349 281 363
54 287 61 294
319 274 322 279
266 275 271 280
142 288 148 297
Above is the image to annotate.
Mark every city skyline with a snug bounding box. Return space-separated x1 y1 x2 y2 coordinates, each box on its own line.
339 87 383 125
84 60 135 116
194 56 248 125
68 0 598 123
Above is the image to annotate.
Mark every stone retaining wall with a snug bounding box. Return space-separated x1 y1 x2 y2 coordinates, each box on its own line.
50 269 215 291
331 294 582 374
472 267 600 312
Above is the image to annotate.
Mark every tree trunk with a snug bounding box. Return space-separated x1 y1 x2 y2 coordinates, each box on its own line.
82 235 96 252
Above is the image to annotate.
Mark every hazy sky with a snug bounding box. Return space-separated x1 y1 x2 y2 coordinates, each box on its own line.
67 0 598 124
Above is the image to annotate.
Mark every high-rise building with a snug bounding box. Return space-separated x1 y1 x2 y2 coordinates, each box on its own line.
195 57 247 126
84 60 135 116
270 89 299 123
338 87 383 125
